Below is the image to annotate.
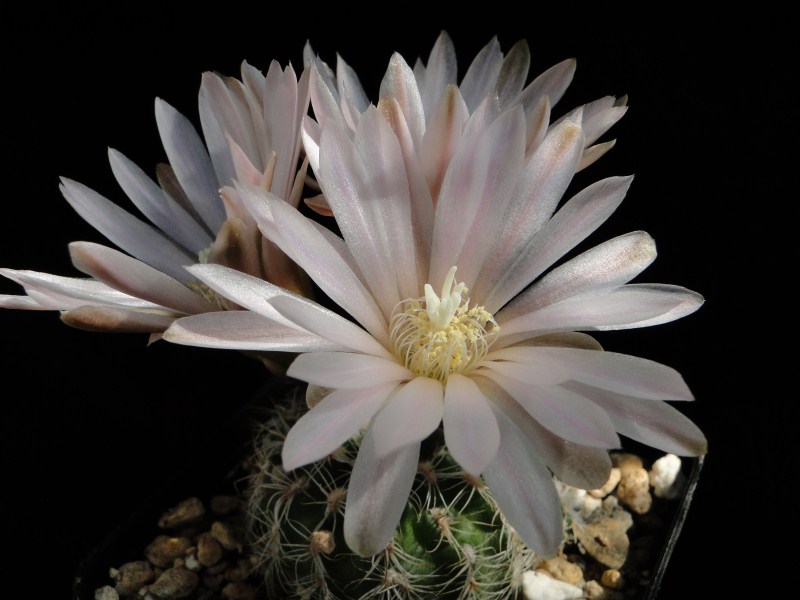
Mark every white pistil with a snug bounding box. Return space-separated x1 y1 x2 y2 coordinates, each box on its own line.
390 266 498 382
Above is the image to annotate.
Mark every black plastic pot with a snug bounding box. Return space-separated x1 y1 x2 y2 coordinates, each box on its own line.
72 380 703 600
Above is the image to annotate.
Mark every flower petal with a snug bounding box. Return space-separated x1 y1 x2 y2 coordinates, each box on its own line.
459 36 503 113
370 377 443 458
282 382 399 471
61 305 176 333
417 31 457 120
496 39 531 107
482 370 620 448
154 98 226 233
344 429 420 556
287 352 412 389
514 58 576 113
483 400 564 556
108 148 212 253
269 295 393 359
498 284 704 343
69 242 215 315
442 374 500 476
487 176 634 316
163 310 338 352
379 53 425 148
564 382 707 456
60 178 195 284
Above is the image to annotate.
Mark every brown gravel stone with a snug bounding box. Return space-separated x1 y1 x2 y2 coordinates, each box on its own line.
616 467 652 514
538 556 584 585
221 581 258 600
197 533 224 567
589 468 621 498
148 566 199 599
158 497 206 529
207 559 231 576
612 453 643 473
211 520 243 551
203 573 227 591
310 530 336 555
113 560 155 595
145 536 193 568
601 569 623 589
94 586 119 600
573 508 633 569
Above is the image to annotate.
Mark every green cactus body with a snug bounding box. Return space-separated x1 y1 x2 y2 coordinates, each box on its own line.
246 395 535 600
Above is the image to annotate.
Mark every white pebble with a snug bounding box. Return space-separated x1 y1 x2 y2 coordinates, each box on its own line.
649 454 683 499
522 570 583 600
184 553 202 571
94 586 119 600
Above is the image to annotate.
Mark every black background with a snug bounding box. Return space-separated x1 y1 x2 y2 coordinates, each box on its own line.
0 6 786 598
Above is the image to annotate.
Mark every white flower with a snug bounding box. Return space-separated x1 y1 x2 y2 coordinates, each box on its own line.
164 36 706 557
1 60 311 340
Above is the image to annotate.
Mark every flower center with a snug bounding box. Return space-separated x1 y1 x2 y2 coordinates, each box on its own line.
389 267 498 382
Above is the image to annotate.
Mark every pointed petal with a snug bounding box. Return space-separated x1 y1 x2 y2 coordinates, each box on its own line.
478 376 611 490
69 242 215 315
482 370 620 448
510 231 657 314
267 197 388 342
269 295 392 359
484 400 563 556
420 84 469 203
564 382 707 456
459 36 503 112
578 140 617 171
498 284 704 343
60 178 195 283
442 374 500 476
155 98 225 232
0 295 47 310
287 352 412 389
514 58 576 112
486 176 634 316
108 149 212 254
430 105 526 288
370 377 443 457
418 31 457 119
379 53 425 148
344 429 420 556
282 382 398 470
61 305 175 333
496 39 531 106
163 310 339 352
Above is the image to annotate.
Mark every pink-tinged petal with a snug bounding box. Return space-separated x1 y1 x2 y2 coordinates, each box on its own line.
108 149 212 253
344 429 420 556
497 284 703 344
60 178 195 284
442 374 500 476
282 382 399 471
564 382 707 456
379 53 425 148
478 376 611 489
352 109 421 302
509 331 603 351
301 115 321 175
269 295 393 359
514 58 576 113
483 397 563 556
496 39 531 106
184 263 293 325
337 54 369 114
478 355 570 386
420 84 469 203
578 140 617 171
430 105 526 289
475 117 584 306
418 31 457 120
61 306 175 333
310 61 344 130
459 36 503 112
524 96 550 155
154 98 226 233
370 377 443 458
163 311 339 352
0 295 47 310
240 60 266 106
198 76 236 188
287 352 412 389
579 97 628 147
500 346 694 401
483 370 620 448
0 268 165 310
488 176 634 316
377 97 434 289
267 185 389 343
510 231 657 314
69 242 215 315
